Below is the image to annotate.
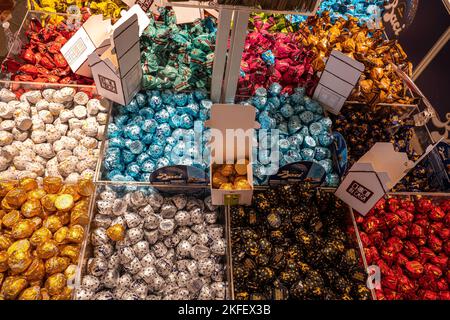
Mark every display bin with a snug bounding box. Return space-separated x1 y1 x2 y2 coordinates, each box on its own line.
95 92 211 186
0 10 95 85
228 187 376 300
330 102 449 192
0 80 111 182
351 192 450 301
74 182 232 300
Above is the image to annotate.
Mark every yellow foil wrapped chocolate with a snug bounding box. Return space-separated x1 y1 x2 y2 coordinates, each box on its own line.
19 178 38 192
5 188 28 208
64 264 77 281
43 177 63 194
45 256 70 275
36 240 59 259
11 220 35 239
212 171 228 189
234 159 249 176
21 199 42 218
77 179 94 197
219 183 234 190
60 185 81 202
30 227 52 246
29 216 43 229
8 249 32 274
1 276 28 300
18 286 42 300
27 188 47 201
41 194 58 212
43 215 63 233
54 194 74 212
66 225 84 244
23 258 45 282
234 179 252 190
106 224 125 241
70 208 89 226
45 273 66 296
54 226 68 244
56 212 71 226
0 181 18 197
2 210 21 228
7 239 30 255
60 245 80 263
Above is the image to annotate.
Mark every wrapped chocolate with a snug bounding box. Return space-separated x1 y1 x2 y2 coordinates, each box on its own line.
101 90 211 182
331 103 444 192
0 177 94 300
241 84 338 186
357 196 450 300
75 187 227 300
231 184 371 300
1 12 94 85
28 0 126 19
140 8 217 92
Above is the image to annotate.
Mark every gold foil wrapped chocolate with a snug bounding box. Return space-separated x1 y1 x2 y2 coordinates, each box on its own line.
299 12 414 105
106 224 125 241
212 160 252 191
0 177 93 299
1 276 28 300
44 273 66 296
18 286 41 300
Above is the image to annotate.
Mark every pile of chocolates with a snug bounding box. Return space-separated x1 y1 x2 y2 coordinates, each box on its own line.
75 187 227 300
1 16 93 85
0 177 94 300
29 0 126 19
212 160 251 190
140 8 217 91
0 86 107 182
239 22 318 96
331 103 440 192
298 12 413 105
243 83 339 186
231 184 371 300
102 90 211 182
356 196 450 300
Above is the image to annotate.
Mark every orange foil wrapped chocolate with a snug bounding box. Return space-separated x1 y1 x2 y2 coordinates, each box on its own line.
0 177 93 300
298 12 414 105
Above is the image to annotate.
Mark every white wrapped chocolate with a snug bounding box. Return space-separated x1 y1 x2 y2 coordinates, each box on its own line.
0 131 13 146
0 88 16 102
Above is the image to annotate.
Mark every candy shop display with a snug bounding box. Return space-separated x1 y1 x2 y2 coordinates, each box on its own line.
1 12 94 85
140 8 217 92
242 83 339 186
212 160 251 190
356 196 450 300
298 12 413 105
74 186 228 300
230 184 371 300
0 85 108 182
0 177 95 300
100 90 211 182
28 0 127 19
331 103 444 192
216 0 318 11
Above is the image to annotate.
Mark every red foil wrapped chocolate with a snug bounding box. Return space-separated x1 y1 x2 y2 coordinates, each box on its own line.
357 196 450 300
1 17 93 85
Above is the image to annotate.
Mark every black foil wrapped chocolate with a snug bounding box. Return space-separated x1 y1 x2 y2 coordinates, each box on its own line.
231 183 371 300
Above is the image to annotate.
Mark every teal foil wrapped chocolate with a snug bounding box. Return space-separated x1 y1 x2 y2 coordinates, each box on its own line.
102 89 211 182
243 82 338 186
140 8 217 91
